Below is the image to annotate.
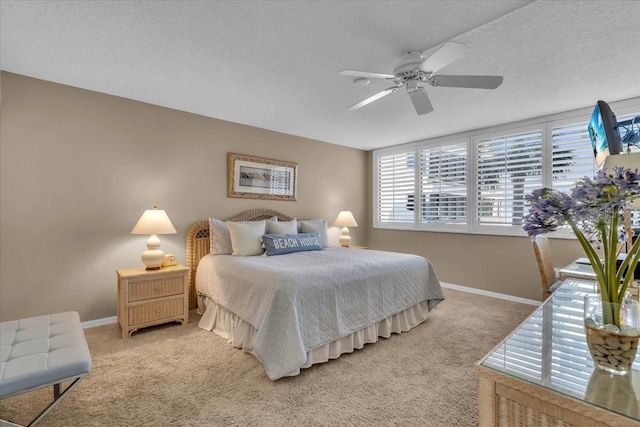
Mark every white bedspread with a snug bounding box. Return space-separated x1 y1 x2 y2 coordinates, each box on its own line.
196 247 444 379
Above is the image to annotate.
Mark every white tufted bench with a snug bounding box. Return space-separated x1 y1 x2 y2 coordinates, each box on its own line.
0 312 92 427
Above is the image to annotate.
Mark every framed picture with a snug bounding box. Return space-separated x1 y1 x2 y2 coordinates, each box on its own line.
227 153 298 201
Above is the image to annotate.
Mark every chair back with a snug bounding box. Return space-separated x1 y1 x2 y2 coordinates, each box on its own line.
532 235 556 300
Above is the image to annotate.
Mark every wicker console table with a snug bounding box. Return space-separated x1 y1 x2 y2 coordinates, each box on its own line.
476 279 640 427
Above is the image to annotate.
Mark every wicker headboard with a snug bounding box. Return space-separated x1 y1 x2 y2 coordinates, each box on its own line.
185 209 294 309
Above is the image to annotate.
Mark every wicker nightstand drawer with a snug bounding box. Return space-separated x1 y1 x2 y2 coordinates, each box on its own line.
117 265 189 338
128 297 184 325
128 276 184 302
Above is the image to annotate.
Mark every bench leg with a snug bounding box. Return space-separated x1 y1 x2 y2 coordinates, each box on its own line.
27 377 84 427
0 376 85 427
53 384 60 400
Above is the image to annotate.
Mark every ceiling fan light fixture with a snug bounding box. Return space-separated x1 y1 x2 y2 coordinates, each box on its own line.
409 87 433 115
340 41 503 115
405 78 421 94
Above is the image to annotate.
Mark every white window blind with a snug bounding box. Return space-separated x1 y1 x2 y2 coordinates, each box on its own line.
375 151 416 225
550 111 640 195
418 143 467 225
550 121 596 193
475 129 543 228
372 101 640 235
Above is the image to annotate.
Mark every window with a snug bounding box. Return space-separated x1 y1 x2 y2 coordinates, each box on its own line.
550 121 596 194
419 143 467 226
550 112 640 230
475 129 543 228
550 111 640 195
375 150 415 226
373 100 640 236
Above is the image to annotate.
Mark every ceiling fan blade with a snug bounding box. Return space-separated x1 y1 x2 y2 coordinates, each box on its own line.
339 70 396 80
430 75 503 89
347 87 399 110
409 88 433 115
419 41 470 74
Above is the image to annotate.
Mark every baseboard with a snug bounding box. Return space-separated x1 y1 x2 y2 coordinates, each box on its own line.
81 284 539 328
81 316 117 329
440 282 541 306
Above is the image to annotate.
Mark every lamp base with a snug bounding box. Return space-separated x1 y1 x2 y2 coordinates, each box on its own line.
141 235 164 270
141 249 164 270
339 227 351 247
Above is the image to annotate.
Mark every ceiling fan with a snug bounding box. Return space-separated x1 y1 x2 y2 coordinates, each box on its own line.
339 41 503 115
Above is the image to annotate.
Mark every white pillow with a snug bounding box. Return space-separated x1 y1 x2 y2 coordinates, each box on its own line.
267 218 298 235
299 220 329 248
209 216 277 255
209 218 233 255
297 218 324 232
227 220 266 256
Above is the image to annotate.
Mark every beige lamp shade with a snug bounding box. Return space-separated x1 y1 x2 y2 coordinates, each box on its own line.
131 207 177 235
334 210 358 247
334 210 358 227
131 206 177 270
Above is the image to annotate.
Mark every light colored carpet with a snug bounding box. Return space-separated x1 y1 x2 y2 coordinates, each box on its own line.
0 288 535 426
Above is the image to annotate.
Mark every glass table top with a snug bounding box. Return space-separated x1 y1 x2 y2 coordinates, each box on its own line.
558 261 597 280
479 278 640 421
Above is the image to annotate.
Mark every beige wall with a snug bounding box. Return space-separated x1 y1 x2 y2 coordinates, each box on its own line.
365 151 586 302
0 71 593 323
0 72 368 321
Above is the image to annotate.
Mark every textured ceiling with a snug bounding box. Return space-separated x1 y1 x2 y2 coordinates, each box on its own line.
2 1 639 150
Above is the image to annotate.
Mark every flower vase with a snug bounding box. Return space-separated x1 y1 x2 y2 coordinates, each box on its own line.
584 294 640 375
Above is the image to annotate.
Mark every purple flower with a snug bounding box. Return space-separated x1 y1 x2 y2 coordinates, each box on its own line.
524 166 640 305
524 167 640 241
523 188 572 238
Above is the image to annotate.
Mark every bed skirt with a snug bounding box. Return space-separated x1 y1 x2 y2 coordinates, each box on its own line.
197 293 431 377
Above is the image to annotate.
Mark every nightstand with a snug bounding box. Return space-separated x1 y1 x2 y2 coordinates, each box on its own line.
348 245 368 249
117 264 189 339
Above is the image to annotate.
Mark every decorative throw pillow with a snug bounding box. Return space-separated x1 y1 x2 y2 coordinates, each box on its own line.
266 218 298 235
227 220 266 256
299 220 329 248
262 233 323 256
209 218 233 255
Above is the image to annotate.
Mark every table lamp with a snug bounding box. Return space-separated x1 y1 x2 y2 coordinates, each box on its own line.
334 210 358 247
131 206 177 270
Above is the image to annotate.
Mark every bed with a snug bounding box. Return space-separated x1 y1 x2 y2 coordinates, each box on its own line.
186 209 444 380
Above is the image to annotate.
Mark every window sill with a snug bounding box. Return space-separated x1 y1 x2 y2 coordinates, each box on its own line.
372 225 578 240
